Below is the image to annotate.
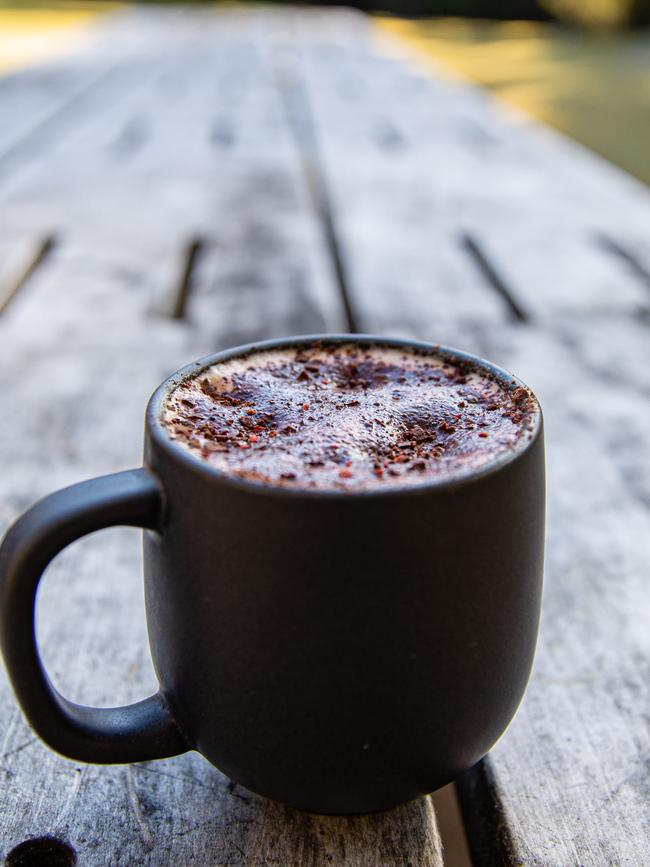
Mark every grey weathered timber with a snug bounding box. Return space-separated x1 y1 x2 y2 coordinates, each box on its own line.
0 9 188 188
0 8 445 865
294 10 650 864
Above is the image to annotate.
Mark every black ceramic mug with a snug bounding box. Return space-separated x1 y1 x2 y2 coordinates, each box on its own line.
0 335 545 814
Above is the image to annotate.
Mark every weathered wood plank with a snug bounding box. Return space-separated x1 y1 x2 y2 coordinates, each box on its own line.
0 9 443 864
289 18 507 352
295 9 650 864
0 9 186 187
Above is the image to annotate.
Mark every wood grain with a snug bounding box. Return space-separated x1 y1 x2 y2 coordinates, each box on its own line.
0 8 444 865
296 10 650 864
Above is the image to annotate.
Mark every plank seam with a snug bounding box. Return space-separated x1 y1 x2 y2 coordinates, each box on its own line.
272 53 360 334
169 238 205 321
456 759 518 866
0 235 57 316
594 232 650 296
460 233 529 324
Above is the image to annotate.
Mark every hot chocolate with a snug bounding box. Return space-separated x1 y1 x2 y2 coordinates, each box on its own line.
161 341 537 490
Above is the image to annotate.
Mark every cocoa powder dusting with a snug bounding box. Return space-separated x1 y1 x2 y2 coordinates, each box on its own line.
161 344 538 490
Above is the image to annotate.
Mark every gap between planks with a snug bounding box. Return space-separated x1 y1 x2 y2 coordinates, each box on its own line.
0 235 56 316
271 46 360 334
169 237 206 321
594 231 650 298
460 233 529 325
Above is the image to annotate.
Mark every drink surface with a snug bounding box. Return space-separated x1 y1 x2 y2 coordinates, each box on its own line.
161 342 538 490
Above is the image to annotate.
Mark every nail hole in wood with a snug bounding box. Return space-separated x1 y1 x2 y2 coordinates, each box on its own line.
0 235 56 317
170 237 205 320
460 232 528 324
210 118 235 148
594 232 650 293
5 837 76 867
634 305 650 325
111 114 149 157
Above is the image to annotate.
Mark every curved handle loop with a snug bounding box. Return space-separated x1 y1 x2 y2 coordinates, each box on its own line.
0 469 187 763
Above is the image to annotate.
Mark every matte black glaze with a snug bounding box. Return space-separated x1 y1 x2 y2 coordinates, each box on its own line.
0 470 185 763
0 335 545 814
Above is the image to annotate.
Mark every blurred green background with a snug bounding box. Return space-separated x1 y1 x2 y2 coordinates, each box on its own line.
373 0 650 186
368 0 650 26
376 14 650 185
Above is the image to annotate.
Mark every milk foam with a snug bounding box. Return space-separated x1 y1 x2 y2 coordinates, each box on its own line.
161 343 538 490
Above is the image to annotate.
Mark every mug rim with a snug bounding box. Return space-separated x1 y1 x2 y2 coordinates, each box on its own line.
146 334 543 499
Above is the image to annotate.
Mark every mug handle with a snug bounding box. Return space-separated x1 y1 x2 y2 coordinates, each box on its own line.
0 469 187 763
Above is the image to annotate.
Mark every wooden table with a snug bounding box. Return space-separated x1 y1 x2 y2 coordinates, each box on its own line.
1 7 649 864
